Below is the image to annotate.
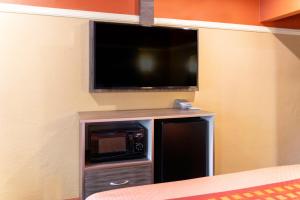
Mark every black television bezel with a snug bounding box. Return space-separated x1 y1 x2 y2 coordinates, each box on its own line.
89 21 199 92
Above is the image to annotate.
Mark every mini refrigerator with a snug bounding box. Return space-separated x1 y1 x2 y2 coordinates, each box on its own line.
154 117 209 183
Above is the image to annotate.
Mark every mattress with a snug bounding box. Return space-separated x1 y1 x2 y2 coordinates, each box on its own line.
86 165 300 200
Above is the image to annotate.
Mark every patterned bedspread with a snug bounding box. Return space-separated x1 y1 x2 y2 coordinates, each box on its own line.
171 178 300 200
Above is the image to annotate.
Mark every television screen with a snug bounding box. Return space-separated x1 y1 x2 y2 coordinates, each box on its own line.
90 21 198 91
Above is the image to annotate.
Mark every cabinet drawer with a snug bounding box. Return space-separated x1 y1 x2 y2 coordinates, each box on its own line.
84 163 152 198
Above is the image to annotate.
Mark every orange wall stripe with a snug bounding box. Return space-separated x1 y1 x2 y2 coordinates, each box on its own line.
154 0 260 25
0 0 261 25
0 0 299 29
0 0 139 15
260 0 300 22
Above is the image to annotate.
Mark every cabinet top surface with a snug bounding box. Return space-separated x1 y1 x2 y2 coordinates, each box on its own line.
79 108 214 122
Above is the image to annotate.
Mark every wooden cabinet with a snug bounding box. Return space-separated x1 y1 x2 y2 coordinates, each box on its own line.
84 162 152 198
79 108 214 200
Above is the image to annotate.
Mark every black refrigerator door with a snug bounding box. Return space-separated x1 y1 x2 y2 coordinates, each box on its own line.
154 117 208 183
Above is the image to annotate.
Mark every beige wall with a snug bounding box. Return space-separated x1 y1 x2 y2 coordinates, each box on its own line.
0 12 299 199
196 28 300 173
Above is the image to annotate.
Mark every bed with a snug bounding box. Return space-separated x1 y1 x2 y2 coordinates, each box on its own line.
86 165 300 200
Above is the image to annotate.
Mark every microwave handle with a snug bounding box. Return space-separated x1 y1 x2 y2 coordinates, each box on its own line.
109 180 130 186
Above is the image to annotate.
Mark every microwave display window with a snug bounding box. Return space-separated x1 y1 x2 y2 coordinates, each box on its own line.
98 137 126 154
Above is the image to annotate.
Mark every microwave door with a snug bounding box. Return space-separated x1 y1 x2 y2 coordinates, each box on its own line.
98 133 128 154
90 132 129 162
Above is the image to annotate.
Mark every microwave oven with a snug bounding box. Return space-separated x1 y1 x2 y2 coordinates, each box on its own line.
86 122 147 163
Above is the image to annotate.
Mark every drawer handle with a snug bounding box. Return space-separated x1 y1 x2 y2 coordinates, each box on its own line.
109 180 130 186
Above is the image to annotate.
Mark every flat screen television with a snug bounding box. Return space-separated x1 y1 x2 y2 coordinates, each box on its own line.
90 21 198 92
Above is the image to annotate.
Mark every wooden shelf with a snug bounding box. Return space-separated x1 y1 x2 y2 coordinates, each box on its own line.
79 108 215 123
79 108 215 199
